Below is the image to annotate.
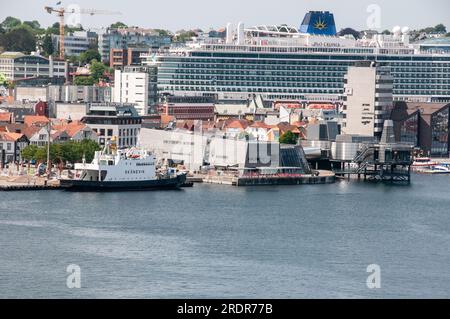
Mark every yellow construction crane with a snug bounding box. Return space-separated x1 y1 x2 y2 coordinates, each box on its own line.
44 5 121 59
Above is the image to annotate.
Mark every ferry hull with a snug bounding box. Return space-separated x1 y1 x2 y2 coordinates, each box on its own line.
60 174 187 191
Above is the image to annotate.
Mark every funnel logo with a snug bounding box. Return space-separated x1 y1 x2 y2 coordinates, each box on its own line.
314 17 327 30
300 11 336 35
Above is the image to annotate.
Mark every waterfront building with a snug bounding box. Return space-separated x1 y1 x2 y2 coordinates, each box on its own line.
342 61 393 138
51 31 98 57
0 52 67 82
81 103 142 148
113 66 158 116
139 127 309 172
98 27 171 64
0 132 29 163
391 101 450 157
148 11 450 104
139 128 208 171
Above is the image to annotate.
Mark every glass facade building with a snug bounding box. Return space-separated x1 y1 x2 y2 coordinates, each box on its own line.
399 112 419 147
430 107 450 157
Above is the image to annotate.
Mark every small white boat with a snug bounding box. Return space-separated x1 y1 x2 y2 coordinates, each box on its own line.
412 157 438 168
419 165 450 175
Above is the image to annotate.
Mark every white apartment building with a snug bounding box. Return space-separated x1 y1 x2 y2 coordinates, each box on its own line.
0 52 67 81
113 67 150 116
342 62 394 138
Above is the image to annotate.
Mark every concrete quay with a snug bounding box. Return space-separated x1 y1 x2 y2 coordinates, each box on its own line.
192 170 336 187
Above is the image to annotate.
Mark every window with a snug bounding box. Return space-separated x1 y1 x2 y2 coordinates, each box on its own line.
107 129 113 137
7 143 12 151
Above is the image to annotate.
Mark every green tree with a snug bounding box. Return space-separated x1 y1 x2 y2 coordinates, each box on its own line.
6 80 15 90
42 34 54 56
279 131 298 145
73 76 95 85
21 141 100 164
89 60 107 82
59 142 79 164
0 27 36 53
23 20 41 30
34 147 48 163
175 31 197 42
434 24 447 33
1 17 21 31
338 28 361 39
154 29 172 37
21 145 39 161
0 73 7 86
110 21 127 29
78 139 101 162
46 22 61 35
46 22 84 35
79 49 101 64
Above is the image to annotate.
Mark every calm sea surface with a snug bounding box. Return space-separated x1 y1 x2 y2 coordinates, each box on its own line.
0 174 449 298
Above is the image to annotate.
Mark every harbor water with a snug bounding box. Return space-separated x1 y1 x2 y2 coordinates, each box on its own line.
0 174 449 298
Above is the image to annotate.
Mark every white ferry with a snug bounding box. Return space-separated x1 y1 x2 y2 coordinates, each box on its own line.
60 139 187 191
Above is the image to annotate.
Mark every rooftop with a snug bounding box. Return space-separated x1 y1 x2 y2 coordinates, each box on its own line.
0 52 25 59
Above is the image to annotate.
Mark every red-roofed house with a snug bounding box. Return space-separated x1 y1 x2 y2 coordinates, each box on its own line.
277 122 302 136
0 132 29 164
224 119 251 138
23 115 50 127
0 112 13 124
23 126 49 147
245 121 277 141
52 121 98 142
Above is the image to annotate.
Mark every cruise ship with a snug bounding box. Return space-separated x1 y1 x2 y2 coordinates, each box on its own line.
145 11 450 103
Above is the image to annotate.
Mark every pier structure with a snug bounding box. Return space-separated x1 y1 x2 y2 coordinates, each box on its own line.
332 121 414 183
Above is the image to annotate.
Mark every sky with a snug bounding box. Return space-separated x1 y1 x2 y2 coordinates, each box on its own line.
0 0 449 32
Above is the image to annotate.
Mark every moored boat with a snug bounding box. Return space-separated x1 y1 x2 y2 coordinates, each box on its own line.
412 157 438 169
60 138 187 191
418 164 450 175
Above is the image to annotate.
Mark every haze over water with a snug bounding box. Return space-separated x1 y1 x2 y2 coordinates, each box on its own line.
0 174 449 298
